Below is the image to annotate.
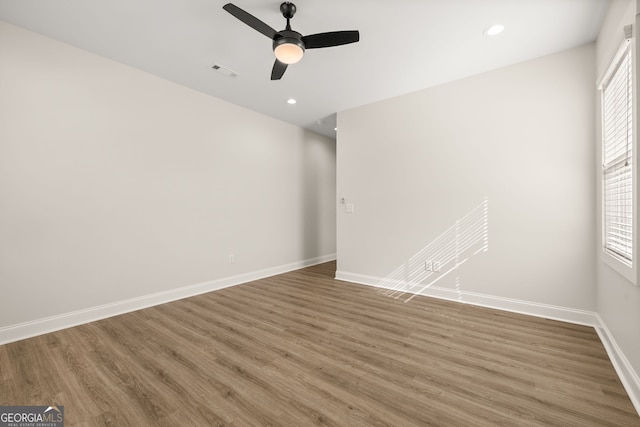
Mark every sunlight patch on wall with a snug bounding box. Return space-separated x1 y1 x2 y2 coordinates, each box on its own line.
377 198 489 302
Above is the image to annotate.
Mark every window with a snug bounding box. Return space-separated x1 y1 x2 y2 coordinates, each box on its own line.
601 40 633 265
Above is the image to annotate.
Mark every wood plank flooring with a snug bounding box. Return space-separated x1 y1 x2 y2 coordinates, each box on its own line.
1 261 638 426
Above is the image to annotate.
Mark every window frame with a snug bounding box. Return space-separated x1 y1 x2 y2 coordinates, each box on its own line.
598 28 637 285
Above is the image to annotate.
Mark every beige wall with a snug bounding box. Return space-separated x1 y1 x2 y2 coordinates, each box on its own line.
0 21 336 328
337 43 596 311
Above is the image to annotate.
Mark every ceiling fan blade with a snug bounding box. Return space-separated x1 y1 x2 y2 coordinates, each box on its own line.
223 3 277 39
271 60 288 80
302 30 360 49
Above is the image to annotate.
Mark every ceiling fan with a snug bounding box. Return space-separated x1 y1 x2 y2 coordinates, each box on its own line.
223 2 360 80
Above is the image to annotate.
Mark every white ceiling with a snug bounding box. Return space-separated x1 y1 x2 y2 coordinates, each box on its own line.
0 0 609 138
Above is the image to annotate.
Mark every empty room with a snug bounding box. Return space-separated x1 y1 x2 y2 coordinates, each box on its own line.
1 0 640 425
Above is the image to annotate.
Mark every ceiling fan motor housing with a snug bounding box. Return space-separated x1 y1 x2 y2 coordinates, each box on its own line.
280 2 297 19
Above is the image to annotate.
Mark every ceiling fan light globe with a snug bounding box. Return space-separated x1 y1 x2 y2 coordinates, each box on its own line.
273 39 305 64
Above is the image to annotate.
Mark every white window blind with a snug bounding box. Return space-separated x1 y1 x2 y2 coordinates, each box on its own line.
602 43 633 262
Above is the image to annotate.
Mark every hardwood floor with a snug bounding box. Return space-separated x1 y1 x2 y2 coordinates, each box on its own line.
1 261 638 426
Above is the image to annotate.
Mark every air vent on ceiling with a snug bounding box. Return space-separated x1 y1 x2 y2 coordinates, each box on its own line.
211 64 239 77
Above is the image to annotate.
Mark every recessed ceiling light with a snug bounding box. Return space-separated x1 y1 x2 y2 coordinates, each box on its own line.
484 24 505 36
334 127 338 131
287 98 297 105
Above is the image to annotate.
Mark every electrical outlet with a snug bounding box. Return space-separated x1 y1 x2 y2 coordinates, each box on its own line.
346 203 354 213
228 254 235 264
426 260 441 272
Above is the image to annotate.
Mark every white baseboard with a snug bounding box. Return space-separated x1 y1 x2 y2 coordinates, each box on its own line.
335 271 598 326
335 270 640 416
0 254 336 345
594 314 640 415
